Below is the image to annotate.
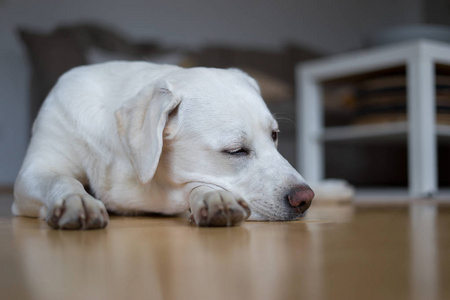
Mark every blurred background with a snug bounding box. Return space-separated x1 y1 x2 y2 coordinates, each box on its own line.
1 0 450 190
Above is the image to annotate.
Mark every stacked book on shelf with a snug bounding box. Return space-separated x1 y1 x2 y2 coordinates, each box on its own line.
352 74 450 125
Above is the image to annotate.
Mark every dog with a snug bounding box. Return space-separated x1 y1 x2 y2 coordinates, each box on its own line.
12 61 314 229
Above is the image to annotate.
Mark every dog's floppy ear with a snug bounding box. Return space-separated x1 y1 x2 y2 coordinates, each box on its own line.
115 80 181 184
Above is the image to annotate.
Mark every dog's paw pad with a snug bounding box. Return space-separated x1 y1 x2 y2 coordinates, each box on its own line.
46 194 109 230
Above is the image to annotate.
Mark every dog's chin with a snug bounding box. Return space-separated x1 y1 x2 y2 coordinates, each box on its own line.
247 209 308 221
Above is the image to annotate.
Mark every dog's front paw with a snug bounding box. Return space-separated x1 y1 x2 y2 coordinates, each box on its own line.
190 190 251 227
46 194 109 230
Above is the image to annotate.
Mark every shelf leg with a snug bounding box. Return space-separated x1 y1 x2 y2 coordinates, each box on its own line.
407 51 438 198
296 69 324 184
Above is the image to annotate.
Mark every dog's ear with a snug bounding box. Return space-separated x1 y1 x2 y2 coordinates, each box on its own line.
115 80 181 184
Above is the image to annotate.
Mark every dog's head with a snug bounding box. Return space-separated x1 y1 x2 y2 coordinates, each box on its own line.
116 67 314 220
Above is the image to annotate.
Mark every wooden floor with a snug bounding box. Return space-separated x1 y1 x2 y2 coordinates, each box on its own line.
0 193 449 300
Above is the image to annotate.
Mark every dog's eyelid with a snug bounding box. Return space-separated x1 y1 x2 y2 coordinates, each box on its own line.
223 147 250 156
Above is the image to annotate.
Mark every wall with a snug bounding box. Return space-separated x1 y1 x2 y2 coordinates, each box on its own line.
425 0 450 26
0 0 422 185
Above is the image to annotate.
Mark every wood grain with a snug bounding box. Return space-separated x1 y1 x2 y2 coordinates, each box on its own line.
0 195 449 300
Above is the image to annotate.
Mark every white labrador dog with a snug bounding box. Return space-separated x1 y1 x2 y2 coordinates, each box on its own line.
13 62 314 229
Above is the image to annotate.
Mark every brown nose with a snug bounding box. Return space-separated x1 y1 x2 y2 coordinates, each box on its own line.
286 185 314 213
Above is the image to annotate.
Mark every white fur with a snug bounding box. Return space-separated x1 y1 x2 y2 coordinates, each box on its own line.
13 61 315 227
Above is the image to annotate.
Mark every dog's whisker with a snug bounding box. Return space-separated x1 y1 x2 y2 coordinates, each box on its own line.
273 115 295 126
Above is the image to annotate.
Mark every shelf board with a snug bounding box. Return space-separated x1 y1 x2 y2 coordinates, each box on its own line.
321 122 450 143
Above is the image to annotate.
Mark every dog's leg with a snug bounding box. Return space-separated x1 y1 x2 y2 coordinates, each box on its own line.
189 186 251 227
14 168 109 230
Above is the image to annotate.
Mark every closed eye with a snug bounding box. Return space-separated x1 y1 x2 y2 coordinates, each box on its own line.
223 148 250 156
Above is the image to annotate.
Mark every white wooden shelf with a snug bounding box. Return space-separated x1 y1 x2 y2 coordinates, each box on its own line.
296 40 450 198
321 122 450 142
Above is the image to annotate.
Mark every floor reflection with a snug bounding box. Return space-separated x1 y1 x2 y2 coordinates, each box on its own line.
410 203 438 300
3 202 449 300
12 217 166 300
